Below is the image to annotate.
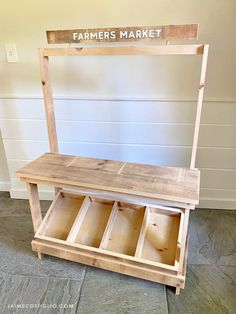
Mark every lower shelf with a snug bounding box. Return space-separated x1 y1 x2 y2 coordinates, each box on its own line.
34 190 188 290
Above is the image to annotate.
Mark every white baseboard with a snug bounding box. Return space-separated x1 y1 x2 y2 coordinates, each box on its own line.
198 198 236 210
9 188 236 210
10 189 54 201
0 181 11 192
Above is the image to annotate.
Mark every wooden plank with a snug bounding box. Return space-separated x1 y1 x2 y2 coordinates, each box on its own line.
47 24 198 44
141 208 181 265
176 235 189 294
20 177 195 210
66 196 91 242
35 233 178 272
16 153 200 205
38 49 58 153
59 190 191 215
99 201 119 249
135 207 150 258
104 204 145 255
190 44 209 169
174 210 185 268
177 209 190 275
38 193 84 240
26 183 42 233
32 239 184 288
43 45 204 57
35 191 62 236
70 199 113 247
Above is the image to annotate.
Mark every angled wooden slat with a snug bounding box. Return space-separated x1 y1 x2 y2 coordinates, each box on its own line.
66 196 91 243
99 201 119 249
35 191 62 237
190 44 209 168
135 207 150 258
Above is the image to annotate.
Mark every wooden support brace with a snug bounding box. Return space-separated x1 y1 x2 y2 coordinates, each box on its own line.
66 196 91 243
190 44 209 169
99 201 119 249
135 206 150 258
26 182 43 259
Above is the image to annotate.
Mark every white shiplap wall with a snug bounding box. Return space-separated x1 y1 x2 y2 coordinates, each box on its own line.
0 0 235 209
0 97 235 209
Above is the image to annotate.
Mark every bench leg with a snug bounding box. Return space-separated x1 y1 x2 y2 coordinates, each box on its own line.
26 182 43 259
175 287 181 295
38 252 43 259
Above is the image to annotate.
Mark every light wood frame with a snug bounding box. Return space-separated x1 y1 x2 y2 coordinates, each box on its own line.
20 42 209 295
39 44 209 169
32 190 188 291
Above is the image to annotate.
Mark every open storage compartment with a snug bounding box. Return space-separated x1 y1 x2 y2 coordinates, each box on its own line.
36 192 85 240
139 207 181 266
68 197 114 248
36 191 184 271
101 202 146 256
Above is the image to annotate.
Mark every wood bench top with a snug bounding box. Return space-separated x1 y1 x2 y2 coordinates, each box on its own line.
16 153 200 205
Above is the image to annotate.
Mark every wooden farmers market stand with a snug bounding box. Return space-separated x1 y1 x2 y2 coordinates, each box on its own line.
16 24 209 294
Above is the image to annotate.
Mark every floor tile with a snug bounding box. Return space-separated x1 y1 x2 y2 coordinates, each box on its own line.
167 264 236 314
0 215 86 280
188 209 236 266
0 192 10 198
0 196 50 217
0 273 82 314
77 267 167 314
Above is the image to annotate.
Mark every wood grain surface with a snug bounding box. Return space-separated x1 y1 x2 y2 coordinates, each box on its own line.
47 24 198 44
16 153 200 205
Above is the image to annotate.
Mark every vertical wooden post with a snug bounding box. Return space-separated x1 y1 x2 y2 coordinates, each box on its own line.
190 44 209 169
39 49 60 195
175 208 190 295
26 182 43 259
38 49 58 153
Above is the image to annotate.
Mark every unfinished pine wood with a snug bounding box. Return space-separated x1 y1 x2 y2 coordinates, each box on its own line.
104 203 145 256
40 194 85 240
135 207 150 258
99 202 119 249
72 199 114 247
174 211 185 268
32 239 185 288
141 208 180 265
26 183 42 233
16 153 200 205
190 44 209 169
42 45 204 57
17 36 209 294
47 24 198 44
34 191 180 271
36 233 178 272
38 49 58 153
66 196 91 242
35 191 62 237
177 209 190 275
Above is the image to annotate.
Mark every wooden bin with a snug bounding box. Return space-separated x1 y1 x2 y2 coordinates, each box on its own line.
33 191 188 290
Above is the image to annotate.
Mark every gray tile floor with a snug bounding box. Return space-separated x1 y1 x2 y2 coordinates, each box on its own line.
0 191 235 314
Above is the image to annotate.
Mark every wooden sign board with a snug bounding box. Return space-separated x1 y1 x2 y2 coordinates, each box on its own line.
47 24 198 44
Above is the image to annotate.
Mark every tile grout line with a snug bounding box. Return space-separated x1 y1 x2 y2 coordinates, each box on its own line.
74 266 87 313
164 285 169 314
